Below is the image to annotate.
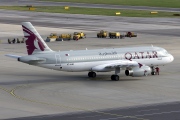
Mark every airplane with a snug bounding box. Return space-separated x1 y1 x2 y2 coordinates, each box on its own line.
6 22 174 81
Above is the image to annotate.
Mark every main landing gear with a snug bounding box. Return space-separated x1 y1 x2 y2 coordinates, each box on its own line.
88 71 96 78
111 75 119 81
111 67 120 81
88 67 120 81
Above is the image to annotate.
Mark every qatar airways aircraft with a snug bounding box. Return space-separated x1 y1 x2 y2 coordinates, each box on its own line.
6 22 174 81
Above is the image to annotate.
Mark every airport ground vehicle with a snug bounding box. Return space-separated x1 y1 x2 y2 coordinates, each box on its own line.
45 33 57 42
73 32 86 40
97 30 108 38
8 38 16 44
109 32 120 38
97 31 125 39
46 33 72 42
125 32 137 38
8 38 24 44
57 34 71 41
17 38 25 43
109 32 125 39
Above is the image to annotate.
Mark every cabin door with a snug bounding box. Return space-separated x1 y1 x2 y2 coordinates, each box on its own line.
55 54 61 66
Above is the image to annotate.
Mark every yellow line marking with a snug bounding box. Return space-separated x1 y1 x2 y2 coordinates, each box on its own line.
0 86 10 93
0 85 148 120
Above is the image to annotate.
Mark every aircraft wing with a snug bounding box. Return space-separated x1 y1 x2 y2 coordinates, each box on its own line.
92 60 140 71
105 60 139 68
5 54 21 59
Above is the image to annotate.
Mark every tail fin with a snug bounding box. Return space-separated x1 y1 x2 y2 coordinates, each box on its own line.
22 22 53 55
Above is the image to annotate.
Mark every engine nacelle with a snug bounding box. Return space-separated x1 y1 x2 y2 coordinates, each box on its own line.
125 65 151 77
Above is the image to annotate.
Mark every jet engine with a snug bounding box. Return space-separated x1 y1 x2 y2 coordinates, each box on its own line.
125 65 151 77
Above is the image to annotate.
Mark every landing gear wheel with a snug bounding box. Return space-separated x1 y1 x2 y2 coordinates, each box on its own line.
88 72 92 77
88 72 96 78
151 72 155 75
151 66 155 75
111 75 119 81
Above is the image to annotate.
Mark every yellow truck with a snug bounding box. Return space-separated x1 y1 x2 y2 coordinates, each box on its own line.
73 32 86 40
97 30 108 38
109 32 120 38
57 34 71 41
45 33 58 42
109 32 125 39
46 33 72 42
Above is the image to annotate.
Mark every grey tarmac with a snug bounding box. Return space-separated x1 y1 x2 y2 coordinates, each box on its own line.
0 8 180 120
0 9 180 37
5 102 180 120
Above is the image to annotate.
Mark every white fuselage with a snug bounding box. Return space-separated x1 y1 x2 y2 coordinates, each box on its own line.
22 46 173 72
6 22 174 81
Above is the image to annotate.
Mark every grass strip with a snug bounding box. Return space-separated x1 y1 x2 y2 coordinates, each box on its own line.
0 6 179 17
40 0 180 8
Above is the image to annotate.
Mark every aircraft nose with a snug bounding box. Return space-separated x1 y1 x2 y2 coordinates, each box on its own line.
169 54 174 62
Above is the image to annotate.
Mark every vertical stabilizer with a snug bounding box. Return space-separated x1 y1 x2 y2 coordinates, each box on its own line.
22 22 52 55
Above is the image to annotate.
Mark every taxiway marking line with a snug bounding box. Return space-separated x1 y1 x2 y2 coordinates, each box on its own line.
135 110 180 117
0 86 10 93
0 85 148 120
138 109 159 112
78 115 101 119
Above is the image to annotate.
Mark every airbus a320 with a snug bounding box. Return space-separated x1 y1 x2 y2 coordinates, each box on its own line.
6 22 174 81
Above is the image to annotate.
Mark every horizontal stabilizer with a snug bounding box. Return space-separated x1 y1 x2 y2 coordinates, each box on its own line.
5 54 21 59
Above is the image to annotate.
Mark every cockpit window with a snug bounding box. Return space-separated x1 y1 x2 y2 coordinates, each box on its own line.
161 50 169 55
164 50 168 54
165 51 169 54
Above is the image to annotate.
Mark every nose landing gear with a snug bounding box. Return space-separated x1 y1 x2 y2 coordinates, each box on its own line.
151 66 156 75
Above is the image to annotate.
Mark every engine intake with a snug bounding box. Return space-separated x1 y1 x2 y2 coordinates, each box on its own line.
125 65 151 77
125 69 133 76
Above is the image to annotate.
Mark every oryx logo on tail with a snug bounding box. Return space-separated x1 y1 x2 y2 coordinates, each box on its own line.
22 22 52 55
